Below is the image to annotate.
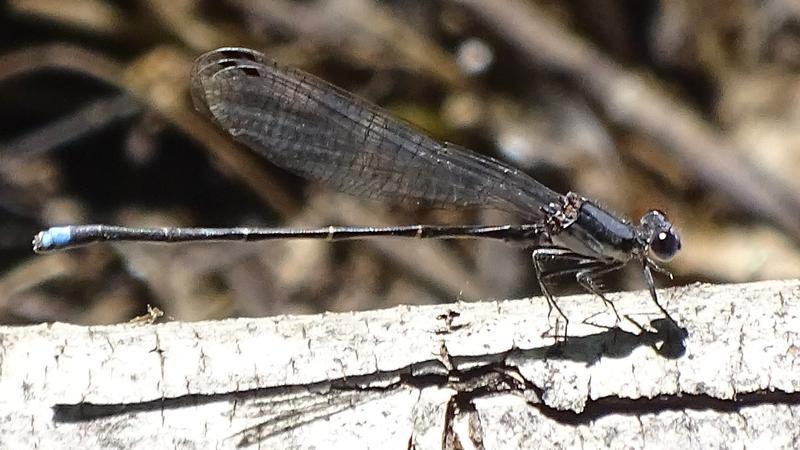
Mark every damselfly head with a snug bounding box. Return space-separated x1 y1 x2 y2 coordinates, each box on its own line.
639 210 681 262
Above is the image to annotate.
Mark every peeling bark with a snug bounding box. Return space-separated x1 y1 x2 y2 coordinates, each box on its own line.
1 280 799 449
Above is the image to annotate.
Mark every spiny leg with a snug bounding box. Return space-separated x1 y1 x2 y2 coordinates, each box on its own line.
538 253 622 321
534 248 629 338
533 248 604 339
642 262 679 328
532 248 573 340
575 262 626 323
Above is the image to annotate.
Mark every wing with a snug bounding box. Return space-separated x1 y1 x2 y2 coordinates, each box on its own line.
191 47 562 221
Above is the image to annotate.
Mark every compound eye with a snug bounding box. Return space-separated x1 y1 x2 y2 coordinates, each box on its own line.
650 229 681 261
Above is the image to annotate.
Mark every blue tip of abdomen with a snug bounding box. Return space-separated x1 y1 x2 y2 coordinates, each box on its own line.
35 226 73 251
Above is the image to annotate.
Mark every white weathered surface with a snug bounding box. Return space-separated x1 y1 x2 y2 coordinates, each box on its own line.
1 280 799 449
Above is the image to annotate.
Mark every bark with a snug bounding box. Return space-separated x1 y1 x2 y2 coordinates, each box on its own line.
1 280 799 449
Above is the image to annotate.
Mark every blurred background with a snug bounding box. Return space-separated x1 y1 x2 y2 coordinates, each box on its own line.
1 0 799 325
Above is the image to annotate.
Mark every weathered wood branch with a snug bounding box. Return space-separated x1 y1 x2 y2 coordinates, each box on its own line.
1 280 799 449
